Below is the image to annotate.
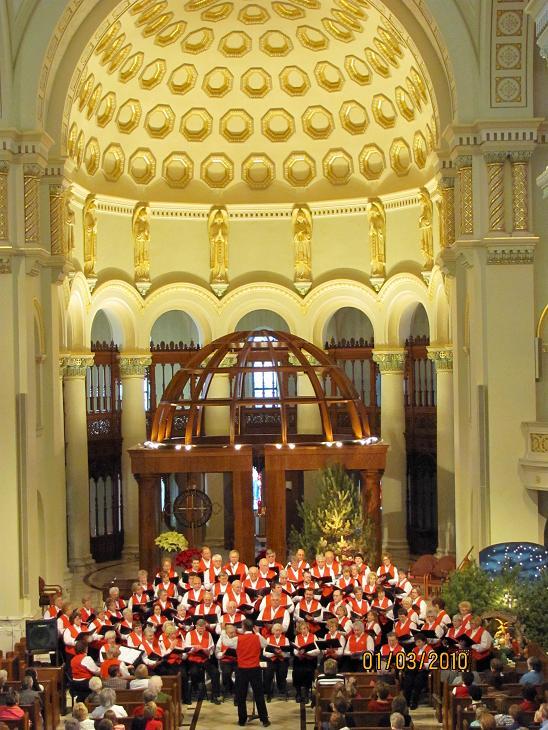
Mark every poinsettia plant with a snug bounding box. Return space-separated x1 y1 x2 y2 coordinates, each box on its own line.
175 547 202 568
154 531 188 553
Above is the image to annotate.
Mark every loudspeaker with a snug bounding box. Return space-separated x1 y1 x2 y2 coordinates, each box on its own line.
26 619 58 653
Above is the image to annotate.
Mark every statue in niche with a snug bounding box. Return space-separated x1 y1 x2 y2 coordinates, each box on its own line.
419 187 434 270
209 206 229 296
64 188 75 258
368 198 386 278
133 202 151 283
292 204 312 284
83 194 97 278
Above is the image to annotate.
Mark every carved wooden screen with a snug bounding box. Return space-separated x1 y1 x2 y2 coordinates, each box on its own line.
87 341 123 562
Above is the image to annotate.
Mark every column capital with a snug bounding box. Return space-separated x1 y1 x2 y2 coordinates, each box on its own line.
372 349 406 373
60 353 94 378
22 163 44 178
427 346 454 371
0 161 9 174
119 353 152 378
454 155 472 169
509 150 533 164
483 152 507 165
439 175 455 189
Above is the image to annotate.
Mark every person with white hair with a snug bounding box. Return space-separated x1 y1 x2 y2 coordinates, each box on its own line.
390 712 406 730
89 688 127 719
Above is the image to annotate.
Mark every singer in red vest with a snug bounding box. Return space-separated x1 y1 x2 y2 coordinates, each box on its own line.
234 619 270 727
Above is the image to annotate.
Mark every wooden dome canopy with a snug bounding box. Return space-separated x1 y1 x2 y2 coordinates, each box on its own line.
151 329 370 446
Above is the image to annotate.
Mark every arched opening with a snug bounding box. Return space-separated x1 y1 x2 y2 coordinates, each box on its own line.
402 303 437 555
150 310 200 348
235 310 290 333
87 309 123 562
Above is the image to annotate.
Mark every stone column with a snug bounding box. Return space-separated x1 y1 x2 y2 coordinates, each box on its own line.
61 354 95 573
427 347 455 556
371 350 407 560
510 151 532 232
484 153 507 233
119 354 151 560
455 155 474 236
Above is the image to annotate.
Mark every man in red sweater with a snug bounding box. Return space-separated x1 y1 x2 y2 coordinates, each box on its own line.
235 619 270 727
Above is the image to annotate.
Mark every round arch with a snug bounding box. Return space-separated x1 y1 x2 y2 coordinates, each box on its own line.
235 310 290 333
380 274 432 346
222 284 302 339
429 268 451 344
323 307 375 346
142 284 217 348
66 273 91 352
307 280 379 348
89 280 141 351
150 310 200 347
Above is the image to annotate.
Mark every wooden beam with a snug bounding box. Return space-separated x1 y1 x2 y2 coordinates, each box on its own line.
265 467 287 562
135 473 162 577
232 469 255 566
362 470 383 565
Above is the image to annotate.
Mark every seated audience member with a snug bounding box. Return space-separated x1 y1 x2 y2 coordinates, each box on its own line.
87 676 103 705
142 703 163 730
130 665 150 690
452 671 475 698
479 712 497 730
0 691 25 720
18 675 42 708
316 659 345 688
24 668 44 692
534 703 548 730
72 701 95 729
323 711 348 730
520 685 539 712
90 688 128 719
450 668 482 687
104 664 129 691
103 709 126 730
148 676 169 704
0 671 8 703
466 685 486 713
368 682 392 712
390 713 405 730
64 720 80 730
391 696 412 727
519 657 543 686
96 721 114 730
494 702 522 730
132 689 165 721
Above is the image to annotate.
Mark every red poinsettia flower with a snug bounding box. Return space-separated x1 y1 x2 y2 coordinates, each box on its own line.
175 547 202 568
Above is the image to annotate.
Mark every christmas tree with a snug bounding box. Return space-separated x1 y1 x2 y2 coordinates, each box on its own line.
289 465 374 561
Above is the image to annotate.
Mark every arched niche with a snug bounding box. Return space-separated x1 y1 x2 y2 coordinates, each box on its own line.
324 307 375 347
235 309 290 333
409 303 431 340
91 309 115 345
150 310 200 348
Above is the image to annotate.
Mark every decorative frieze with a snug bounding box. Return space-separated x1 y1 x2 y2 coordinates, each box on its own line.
510 151 531 231
487 243 535 264
23 164 42 244
60 354 94 378
372 350 406 374
484 152 507 232
455 156 473 235
119 355 152 378
427 347 453 371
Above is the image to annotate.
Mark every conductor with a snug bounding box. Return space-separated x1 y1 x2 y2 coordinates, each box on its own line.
235 619 271 727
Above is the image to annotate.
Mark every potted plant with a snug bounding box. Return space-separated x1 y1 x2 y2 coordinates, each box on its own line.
154 531 189 558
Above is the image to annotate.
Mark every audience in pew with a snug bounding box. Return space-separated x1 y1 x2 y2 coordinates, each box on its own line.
0 691 25 720
520 659 544 687
73 700 95 729
89 688 128 719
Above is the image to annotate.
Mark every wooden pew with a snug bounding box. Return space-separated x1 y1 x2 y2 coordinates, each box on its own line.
34 665 64 726
86 699 174 730
457 706 538 730
4 681 51 730
18 699 43 730
318 711 393 726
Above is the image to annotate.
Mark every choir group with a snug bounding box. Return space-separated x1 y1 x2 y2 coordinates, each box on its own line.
44 547 494 709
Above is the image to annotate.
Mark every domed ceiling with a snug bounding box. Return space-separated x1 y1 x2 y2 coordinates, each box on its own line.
67 0 439 204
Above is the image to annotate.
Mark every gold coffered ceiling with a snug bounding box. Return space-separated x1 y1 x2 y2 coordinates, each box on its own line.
67 0 439 204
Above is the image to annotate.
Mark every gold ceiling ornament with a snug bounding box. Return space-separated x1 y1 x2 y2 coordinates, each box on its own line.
162 151 194 188
133 201 151 296
102 142 125 181
418 187 434 279
67 0 437 202
208 205 229 297
368 197 386 291
292 204 313 296
83 194 98 289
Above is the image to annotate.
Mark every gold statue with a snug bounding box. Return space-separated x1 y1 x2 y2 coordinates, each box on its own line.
64 188 75 258
83 194 97 278
292 205 312 286
419 187 434 270
209 206 229 296
368 198 386 279
132 202 151 283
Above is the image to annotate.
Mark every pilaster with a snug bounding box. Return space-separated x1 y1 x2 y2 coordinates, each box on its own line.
438 176 455 249
484 152 507 233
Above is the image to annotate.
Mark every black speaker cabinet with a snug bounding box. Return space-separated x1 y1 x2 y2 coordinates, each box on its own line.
25 619 58 653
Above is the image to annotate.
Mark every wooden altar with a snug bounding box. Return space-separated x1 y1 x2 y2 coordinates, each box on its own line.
129 330 388 575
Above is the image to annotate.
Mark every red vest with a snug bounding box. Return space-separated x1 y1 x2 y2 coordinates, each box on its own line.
348 632 369 654
71 653 94 680
188 630 211 664
236 632 262 669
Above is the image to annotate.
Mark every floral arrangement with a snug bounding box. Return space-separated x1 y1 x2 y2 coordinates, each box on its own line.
175 547 202 568
154 531 188 553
